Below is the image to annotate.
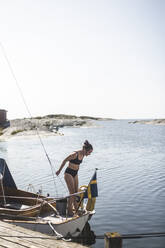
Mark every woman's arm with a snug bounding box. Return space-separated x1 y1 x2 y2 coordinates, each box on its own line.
56 153 76 176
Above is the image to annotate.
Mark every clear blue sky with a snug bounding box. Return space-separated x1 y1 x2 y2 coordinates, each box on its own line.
0 0 164 119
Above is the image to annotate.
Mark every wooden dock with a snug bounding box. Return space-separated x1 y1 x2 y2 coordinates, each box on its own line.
0 220 88 248
1 220 164 248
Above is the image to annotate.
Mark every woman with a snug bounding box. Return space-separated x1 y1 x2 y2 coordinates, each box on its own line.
56 140 93 216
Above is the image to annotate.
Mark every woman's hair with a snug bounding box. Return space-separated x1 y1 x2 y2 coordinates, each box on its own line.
83 140 93 151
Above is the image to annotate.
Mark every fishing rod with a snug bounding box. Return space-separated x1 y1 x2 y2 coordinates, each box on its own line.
0 42 64 196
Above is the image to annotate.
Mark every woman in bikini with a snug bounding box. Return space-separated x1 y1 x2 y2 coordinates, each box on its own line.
56 140 93 216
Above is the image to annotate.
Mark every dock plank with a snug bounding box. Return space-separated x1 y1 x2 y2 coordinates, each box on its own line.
0 221 87 248
0 222 46 248
0 237 29 248
0 229 47 248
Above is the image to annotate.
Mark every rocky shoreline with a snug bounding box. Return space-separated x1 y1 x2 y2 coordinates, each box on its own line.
0 114 112 140
1 115 163 141
129 119 165 125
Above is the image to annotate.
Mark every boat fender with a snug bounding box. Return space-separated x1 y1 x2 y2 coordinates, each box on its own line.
78 185 87 208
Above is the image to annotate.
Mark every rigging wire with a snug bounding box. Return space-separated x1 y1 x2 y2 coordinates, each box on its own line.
49 159 68 192
17 155 148 190
19 173 68 194
23 176 64 188
0 42 61 196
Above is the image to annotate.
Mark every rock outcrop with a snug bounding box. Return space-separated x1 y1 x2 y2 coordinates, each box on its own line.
0 114 111 140
129 119 165 125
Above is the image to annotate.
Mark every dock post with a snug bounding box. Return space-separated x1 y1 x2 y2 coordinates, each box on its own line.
104 232 122 248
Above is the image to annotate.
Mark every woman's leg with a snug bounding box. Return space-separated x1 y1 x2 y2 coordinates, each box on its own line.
64 173 75 215
73 174 79 210
74 174 79 192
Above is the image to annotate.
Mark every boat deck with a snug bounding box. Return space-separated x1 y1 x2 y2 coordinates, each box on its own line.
0 220 87 248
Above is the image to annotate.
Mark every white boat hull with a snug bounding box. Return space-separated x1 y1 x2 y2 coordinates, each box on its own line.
5 212 91 238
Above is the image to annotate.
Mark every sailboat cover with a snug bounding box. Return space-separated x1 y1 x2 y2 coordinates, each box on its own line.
0 158 17 189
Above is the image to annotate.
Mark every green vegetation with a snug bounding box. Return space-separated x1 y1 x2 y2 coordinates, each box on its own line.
79 116 100 120
22 114 105 120
11 129 24 135
36 114 101 120
0 128 3 136
35 116 42 119
44 114 77 119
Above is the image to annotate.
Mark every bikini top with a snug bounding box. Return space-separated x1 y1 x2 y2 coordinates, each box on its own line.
69 152 83 165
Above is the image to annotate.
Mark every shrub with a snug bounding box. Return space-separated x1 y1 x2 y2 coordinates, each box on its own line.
11 129 24 135
0 128 3 136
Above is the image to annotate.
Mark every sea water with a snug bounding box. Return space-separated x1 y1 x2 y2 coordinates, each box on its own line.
0 120 165 248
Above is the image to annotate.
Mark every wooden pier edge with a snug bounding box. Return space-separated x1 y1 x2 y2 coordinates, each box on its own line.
0 220 88 248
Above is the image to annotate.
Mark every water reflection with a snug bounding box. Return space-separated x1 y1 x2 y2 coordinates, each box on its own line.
72 222 96 246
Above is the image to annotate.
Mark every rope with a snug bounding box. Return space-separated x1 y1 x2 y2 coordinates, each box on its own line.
50 159 68 193
47 202 59 215
0 42 32 119
95 232 165 240
0 232 164 240
48 221 71 241
0 42 59 196
122 232 165 239
17 171 67 194
55 174 68 193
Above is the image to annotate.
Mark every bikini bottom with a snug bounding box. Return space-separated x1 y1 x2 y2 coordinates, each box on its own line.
65 167 78 178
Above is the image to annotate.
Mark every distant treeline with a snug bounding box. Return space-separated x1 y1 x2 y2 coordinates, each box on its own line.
34 114 102 120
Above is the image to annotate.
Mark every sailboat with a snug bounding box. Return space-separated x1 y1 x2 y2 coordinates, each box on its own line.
0 158 98 238
0 43 98 238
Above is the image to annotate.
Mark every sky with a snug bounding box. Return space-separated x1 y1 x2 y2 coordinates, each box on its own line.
0 0 164 120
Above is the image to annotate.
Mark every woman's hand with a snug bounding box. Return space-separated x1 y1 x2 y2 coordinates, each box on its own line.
56 170 60 176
